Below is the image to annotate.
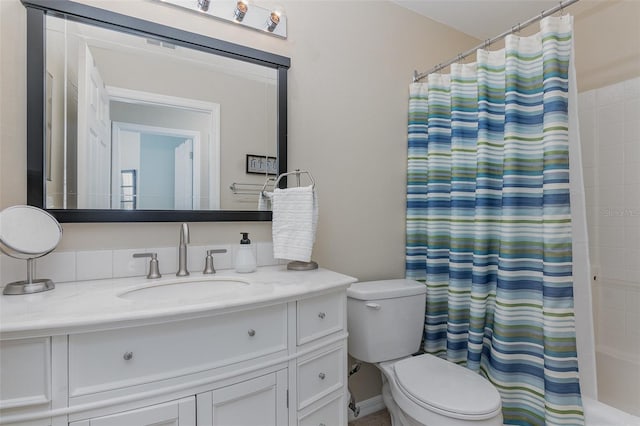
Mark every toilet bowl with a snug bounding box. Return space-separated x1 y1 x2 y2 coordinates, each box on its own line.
347 280 503 426
378 355 502 426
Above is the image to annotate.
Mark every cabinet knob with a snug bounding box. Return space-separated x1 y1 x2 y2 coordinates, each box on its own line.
123 351 134 361
248 329 256 337
318 372 326 380
318 312 326 319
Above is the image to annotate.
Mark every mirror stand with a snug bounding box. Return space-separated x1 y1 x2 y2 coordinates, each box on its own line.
1 205 62 295
3 258 55 295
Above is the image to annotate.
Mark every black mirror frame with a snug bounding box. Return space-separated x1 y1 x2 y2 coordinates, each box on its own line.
23 0 290 222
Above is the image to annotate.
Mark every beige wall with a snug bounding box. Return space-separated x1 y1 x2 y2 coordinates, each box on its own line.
1 0 638 404
572 0 640 92
0 0 476 261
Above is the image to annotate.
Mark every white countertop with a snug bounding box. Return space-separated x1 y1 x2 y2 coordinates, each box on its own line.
0 266 356 338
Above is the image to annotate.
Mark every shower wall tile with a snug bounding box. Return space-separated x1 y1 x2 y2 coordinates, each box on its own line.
598 102 625 126
625 161 640 185
626 289 640 314
583 166 596 189
599 166 624 188
599 226 625 248
596 80 626 106
624 118 640 142
624 98 640 124
599 284 626 310
625 184 640 207
579 110 597 168
579 90 596 109
626 250 640 274
624 77 640 99
581 77 640 407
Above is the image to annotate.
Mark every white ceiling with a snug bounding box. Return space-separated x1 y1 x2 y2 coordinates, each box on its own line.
392 0 562 40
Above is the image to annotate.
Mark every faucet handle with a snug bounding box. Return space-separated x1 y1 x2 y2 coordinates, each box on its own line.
207 249 227 256
203 249 227 274
133 252 162 279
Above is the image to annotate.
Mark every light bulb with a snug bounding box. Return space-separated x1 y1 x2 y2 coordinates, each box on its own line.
234 0 248 22
266 10 280 32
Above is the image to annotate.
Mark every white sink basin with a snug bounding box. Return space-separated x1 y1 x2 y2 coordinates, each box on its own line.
119 277 251 303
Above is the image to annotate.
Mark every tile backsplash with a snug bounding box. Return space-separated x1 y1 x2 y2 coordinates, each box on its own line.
0 241 284 286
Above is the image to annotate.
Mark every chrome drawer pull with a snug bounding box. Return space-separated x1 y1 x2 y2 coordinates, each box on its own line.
248 329 256 337
318 312 326 319
123 351 134 361
318 372 326 380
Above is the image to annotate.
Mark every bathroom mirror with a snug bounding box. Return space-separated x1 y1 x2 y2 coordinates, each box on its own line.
23 0 290 222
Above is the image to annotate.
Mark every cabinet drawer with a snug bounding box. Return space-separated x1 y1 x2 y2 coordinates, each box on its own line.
0 337 50 410
298 394 343 426
296 292 345 346
69 304 287 397
297 346 345 410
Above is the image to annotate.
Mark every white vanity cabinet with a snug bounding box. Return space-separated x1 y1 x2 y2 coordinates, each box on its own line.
196 370 287 426
69 397 195 426
0 269 355 426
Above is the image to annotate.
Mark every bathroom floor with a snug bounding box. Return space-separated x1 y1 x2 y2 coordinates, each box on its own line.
348 409 391 426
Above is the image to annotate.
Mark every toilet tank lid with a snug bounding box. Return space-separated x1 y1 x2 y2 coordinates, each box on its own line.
347 279 426 300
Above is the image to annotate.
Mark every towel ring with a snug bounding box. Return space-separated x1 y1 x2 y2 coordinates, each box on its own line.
273 169 316 189
259 176 276 195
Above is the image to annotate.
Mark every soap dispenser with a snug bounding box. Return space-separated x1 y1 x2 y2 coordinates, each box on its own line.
234 232 257 273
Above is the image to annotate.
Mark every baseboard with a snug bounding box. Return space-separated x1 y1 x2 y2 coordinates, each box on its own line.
348 394 386 422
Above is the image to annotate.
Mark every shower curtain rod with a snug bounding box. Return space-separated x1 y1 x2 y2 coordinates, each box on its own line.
413 0 580 82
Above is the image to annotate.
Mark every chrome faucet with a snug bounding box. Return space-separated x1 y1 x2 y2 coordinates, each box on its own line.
176 223 190 276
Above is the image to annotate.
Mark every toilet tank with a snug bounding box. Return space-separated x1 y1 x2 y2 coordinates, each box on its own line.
347 279 426 363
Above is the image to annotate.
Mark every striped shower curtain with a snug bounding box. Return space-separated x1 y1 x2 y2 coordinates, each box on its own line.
406 16 584 426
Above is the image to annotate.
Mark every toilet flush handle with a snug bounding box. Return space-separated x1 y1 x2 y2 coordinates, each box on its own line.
365 302 381 310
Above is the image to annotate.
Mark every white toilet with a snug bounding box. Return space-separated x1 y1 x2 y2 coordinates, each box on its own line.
347 279 503 426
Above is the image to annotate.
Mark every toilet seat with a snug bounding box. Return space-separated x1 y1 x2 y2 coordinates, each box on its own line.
382 354 502 421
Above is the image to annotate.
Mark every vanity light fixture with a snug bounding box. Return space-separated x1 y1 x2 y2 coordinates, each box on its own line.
266 10 280 32
197 0 210 12
158 0 287 38
234 0 248 22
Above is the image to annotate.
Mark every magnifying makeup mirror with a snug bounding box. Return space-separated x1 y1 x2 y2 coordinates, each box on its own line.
1 205 62 295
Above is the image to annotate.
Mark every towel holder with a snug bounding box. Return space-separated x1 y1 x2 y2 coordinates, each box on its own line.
273 169 315 189
260 176 277 194
272 169 318 271
230 179 274 195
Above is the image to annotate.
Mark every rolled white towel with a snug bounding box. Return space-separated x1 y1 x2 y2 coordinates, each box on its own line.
271 185 318 262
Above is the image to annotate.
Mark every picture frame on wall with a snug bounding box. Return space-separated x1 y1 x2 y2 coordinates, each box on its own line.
246 154 278 175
